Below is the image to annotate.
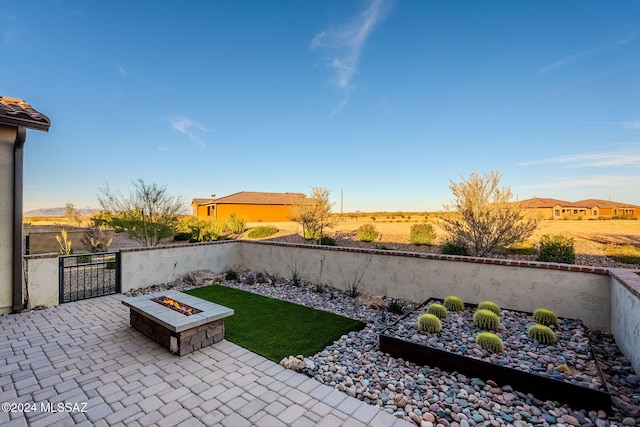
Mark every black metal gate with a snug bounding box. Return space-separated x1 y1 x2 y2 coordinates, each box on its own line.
59 252 121 303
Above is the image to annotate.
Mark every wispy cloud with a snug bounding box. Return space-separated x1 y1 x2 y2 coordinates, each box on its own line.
116 64 126 76
157 146 170 152
311 0 392 114
537 38 631 75
519 147 640 168
170 118 207 149
622 121 640 130
518 174 640 192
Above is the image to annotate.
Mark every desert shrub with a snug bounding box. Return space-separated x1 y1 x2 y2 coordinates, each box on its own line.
173 232 192 241
533 308 558 326
476 332 504 353
417 313 442 333
440 239 469 256
358 224 379 242
227 213 247 234
605 243 640 265
76 252 92 264
225 269 238 281
247 226 278 238
527 324 557 345
387 300 404 315
320 236 336 246
426 303 448 319
477 301 500 315
443 295 464 312
473 309 501 331
410 223 437 245
538 234 575 264
493 240 537 255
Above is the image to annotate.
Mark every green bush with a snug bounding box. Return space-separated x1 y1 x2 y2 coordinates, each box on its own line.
358 224 379 242
227 213 247 234
440 239 469 256
173 232 192 241
538 234 575 264
527 324 557 345
247 226 278 238
320 236 336 246
417 313 442 333
533 308 558 326
225 269 239 281
426 303 448 319
410 223 437 245
476 332 504 353
605 243 640 264
477 301 500 315
493 241 537 255
387 300 404 315
473 309 501 331
443 295 464 312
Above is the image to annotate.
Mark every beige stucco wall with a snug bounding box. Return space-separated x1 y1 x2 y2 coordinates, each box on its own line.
610 269 640 375
0 125 17 314
120 241 239 292
24 254 59 309
238 242 612 330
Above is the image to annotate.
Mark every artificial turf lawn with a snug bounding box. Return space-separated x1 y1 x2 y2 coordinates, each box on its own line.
186 285 366 362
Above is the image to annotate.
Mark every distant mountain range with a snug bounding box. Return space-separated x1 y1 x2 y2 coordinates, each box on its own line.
24 207 100 217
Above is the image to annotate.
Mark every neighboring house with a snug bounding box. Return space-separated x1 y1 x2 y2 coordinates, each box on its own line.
191 191 309 222
515 197 640 220
0 97 50 314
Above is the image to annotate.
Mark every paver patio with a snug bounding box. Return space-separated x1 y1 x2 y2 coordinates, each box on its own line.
0 294 413 427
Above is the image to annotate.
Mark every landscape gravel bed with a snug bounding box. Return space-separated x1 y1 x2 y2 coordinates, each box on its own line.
385 300 604 390
128 275 640 427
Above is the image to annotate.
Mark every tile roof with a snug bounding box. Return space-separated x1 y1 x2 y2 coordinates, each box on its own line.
513 197 640 209
515 197 574 208
574 199 640 209
0 97 51 132
191 198 215 205
209 191 308 205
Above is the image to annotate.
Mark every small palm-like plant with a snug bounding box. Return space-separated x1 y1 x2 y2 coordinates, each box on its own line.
426 303 448 319
443 295 464 312
417 313 442 333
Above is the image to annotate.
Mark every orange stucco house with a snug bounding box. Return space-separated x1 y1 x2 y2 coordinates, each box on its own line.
191 191 309 222
517 197 640 220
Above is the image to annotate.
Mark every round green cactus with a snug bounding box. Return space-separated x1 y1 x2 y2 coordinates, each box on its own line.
477 301 500 315
443 295 464 312
473 309 501 331
475 332 504 353
417 313 442 333
527 324 557 345
533 308 558 326
426 303 448 319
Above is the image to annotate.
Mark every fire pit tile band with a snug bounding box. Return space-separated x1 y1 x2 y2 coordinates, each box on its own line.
122 291 234 333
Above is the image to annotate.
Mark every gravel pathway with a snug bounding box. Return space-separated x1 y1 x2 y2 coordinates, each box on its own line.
128 275 640 427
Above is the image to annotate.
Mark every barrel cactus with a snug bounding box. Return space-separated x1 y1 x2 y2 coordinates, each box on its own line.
477 301 500 315
443 295 464 312
527 324 557 345
417 313 442 333
533 308 558 326
473 309 501 331
426 303 448 319
475 332 504 353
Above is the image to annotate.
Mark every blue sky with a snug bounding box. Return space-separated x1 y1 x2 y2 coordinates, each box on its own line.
3 0 640 213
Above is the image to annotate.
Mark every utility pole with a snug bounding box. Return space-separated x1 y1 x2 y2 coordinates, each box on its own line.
340 189 344 219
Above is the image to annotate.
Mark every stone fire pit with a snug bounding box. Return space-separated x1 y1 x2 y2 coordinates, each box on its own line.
122 290 233 356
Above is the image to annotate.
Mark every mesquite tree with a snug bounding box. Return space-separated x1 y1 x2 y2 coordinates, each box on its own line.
98 179 186 246
291 186 337 244
440 171 538 257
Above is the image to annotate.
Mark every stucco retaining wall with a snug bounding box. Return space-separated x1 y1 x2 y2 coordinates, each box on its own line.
238 241 612 331
610 269 640 375
23 253 59 309
119 241 239 293
0 125 17 313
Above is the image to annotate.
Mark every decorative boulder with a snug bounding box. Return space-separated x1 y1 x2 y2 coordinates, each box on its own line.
244 270 268 285
188 269 216 286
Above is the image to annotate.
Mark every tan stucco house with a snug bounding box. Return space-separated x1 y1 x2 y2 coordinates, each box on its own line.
0 97 50 314
192 191 309 222
517 197 640 220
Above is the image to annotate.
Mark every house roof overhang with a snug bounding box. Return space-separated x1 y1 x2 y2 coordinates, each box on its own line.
0 97 51 132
